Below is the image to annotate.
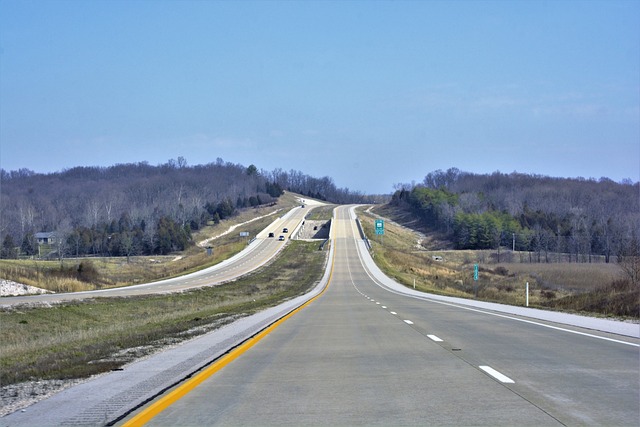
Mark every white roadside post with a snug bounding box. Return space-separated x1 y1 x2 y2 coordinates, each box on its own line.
526 282 529 307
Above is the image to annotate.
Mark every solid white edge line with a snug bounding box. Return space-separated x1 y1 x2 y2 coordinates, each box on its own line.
351 234 639 348
479 365 515 383
427 334 443 342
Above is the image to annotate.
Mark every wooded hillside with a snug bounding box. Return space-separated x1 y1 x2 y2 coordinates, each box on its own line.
0 157 368 258
391 168 640 266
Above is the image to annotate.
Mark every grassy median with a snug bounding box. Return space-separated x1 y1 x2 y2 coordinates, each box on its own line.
0 240 329 386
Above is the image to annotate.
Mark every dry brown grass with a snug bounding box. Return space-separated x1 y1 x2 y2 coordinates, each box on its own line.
359 206 639 318
0 261 96 293
494 262 624 292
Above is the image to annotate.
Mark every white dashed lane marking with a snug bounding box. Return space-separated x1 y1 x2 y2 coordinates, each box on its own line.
357 290 517 386
479 366 515 383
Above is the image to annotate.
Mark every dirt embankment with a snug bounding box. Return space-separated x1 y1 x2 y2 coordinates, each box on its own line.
296 220 331 240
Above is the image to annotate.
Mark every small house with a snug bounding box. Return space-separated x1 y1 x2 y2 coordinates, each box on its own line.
35 232 57 245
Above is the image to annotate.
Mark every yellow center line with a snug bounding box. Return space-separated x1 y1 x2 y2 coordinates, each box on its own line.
122 215 338 427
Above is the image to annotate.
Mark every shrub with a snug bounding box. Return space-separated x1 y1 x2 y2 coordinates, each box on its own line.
496 283 515 292
540 289 556 299
494 266 509 276
77 261 99 283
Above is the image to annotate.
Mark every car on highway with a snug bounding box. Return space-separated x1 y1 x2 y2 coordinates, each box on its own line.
268 232 275 238
282 228 288 233
279 235 285 241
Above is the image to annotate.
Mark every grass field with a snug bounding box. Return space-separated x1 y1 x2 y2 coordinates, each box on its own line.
360 205 639 319
0 240 329 387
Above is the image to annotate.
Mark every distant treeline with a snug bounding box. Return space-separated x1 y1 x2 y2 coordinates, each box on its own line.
391 168 640 263
0 157 371 258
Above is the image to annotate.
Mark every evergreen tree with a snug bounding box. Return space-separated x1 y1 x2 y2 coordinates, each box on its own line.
21 232 37 256
1 235 17 259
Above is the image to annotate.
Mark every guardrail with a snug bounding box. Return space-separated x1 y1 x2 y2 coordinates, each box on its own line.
355 218 371 251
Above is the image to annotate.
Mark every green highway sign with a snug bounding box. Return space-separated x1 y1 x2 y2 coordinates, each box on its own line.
375 219 384 235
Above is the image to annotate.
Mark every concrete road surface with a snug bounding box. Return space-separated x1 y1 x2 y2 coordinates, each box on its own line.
122 205 639 426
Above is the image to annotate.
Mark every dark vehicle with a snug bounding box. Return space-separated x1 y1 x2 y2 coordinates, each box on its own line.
279 235 285 241
283 228 288 233
268 232 275 238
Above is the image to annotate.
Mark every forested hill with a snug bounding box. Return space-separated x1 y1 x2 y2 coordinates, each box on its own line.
0 158 369 257
391 168 640 262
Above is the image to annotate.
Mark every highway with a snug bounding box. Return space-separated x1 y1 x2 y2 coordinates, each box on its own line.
0 205 311 307
123 205 640 426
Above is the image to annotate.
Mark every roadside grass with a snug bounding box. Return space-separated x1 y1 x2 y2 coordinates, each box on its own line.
0 261 95 293
0 240 250 293
493 262 624 292
360 206 639 319
0 240 328 387
305 205 335 221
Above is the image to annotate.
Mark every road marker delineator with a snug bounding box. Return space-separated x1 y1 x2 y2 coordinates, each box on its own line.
404 320 414 325
123 221 338 427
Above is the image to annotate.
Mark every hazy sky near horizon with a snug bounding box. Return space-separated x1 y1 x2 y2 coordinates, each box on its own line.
1 0 638 193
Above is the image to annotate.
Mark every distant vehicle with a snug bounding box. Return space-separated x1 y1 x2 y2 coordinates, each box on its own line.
268 232 275 238
301 204 305 208
313 225 318 230
283 228 288 233
279 235 285 241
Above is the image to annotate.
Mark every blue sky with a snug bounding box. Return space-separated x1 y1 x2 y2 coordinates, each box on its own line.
1 0 638 193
